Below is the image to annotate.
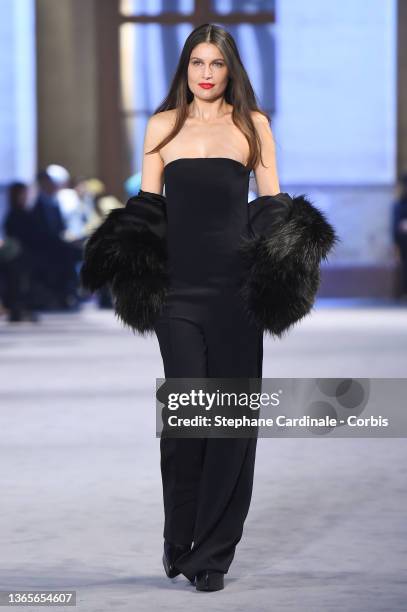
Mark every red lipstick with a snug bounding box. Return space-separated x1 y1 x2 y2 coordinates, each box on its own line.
199 83 215 89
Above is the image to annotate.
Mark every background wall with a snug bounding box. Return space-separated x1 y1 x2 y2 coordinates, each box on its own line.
36 0 99 181
271 0 399 294
275 0 397 186
0 0 36 227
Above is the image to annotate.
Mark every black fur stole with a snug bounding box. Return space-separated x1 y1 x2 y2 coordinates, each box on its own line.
238 192 339 337
80 189 339 338
79 190 169 335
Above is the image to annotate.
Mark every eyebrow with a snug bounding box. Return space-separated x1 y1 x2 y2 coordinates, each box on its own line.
190 56 225 61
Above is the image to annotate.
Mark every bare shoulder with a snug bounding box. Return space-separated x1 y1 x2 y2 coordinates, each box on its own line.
143 111 175 162
250 110 270 125
250 110 276 147
146 110 176 136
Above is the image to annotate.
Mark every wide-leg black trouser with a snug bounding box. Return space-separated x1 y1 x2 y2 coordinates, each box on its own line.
154 288 263 582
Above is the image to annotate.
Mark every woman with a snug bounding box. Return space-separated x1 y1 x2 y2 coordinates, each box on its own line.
80 23 337 592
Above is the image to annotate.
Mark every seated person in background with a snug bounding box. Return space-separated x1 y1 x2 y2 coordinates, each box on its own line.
29 168 82 309
1 182 39 321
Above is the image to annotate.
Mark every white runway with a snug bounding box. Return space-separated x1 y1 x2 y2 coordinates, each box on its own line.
0 299 406 611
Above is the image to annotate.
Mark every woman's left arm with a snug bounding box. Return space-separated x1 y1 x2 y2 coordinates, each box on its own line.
251 112 281 196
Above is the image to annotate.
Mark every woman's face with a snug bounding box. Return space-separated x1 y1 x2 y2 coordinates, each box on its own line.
187 42 229 100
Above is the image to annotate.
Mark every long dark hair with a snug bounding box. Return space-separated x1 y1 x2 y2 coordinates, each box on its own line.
148 23 270 171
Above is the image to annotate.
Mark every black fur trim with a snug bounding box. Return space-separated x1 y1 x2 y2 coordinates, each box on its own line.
79 191 169 335
238 193 340 337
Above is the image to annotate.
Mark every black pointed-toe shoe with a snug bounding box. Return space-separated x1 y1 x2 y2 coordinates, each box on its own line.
195 570 225 592
162 540 191 578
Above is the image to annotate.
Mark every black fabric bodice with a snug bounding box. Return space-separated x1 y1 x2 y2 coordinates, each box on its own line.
163 157 251 289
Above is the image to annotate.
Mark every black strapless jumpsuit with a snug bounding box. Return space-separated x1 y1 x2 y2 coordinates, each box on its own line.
153 157 263 583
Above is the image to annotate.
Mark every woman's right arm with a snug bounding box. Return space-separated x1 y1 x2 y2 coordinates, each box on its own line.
140 113 167 195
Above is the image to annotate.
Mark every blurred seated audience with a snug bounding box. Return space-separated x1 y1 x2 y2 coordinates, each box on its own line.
28 167 83 309
0 182 39 322
0 168 126 321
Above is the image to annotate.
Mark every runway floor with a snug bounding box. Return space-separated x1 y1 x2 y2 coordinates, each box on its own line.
0 299 406 611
